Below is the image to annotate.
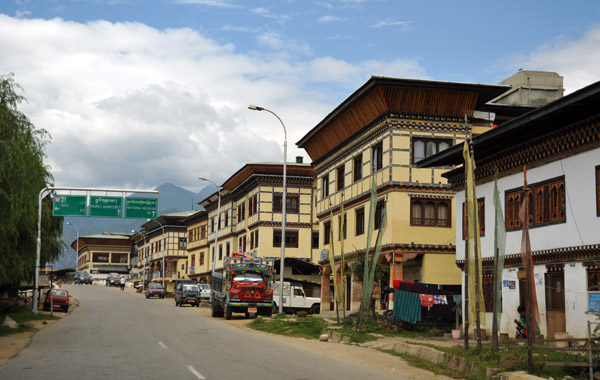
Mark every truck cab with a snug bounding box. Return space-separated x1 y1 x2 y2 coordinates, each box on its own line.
211 256 274 320
273 282 320 315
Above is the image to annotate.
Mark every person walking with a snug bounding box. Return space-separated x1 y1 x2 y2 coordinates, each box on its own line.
120 276 126 291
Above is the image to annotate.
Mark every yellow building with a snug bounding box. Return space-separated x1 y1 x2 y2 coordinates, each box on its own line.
296 76 508 311
196 161 314 281
181 210 210 283
136 211 196 292
73 233 133 279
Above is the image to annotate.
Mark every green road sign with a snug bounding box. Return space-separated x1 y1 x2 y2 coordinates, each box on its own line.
90 196 123 218
125 198 158 219
52 195 87 216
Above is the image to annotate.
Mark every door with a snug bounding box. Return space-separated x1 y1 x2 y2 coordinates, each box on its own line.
545 270 566 339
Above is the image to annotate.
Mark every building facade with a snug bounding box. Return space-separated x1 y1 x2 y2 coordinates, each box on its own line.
73 233 133 279
297 76 509 312
419 80 600 338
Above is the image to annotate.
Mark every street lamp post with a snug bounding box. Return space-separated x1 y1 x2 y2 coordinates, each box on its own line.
199 178 222 276
153 219 166 289
248 104 287 314
66 222 79 268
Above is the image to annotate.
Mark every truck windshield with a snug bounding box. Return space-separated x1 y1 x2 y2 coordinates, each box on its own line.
233 273 263 282
182 285 199 292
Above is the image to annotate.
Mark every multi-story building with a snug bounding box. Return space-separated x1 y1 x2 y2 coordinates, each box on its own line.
419 80 600 338
296 76 509 312
73 233 133 280
196 161 314 281
181 210 210 283
137 211 195 292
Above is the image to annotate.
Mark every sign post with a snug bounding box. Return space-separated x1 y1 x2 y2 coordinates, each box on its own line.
52 195 87 216
90 196 123 218
125 198 158 219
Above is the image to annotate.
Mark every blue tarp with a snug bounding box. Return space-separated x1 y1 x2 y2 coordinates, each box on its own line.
392 289 421 324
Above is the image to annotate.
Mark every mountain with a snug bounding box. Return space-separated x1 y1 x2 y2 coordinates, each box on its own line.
52 183 216 269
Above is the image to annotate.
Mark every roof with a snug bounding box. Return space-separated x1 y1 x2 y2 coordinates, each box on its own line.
141 211 196 230
416 80 600 168
70 233 134 250
296 76 509 162
221 162 313 192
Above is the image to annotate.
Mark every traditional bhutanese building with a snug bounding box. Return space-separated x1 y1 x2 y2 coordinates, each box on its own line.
136 211 196 292
73 233 133 279
181 210 210 283
296 76 509 312
195 161 315 282
418 80 600 338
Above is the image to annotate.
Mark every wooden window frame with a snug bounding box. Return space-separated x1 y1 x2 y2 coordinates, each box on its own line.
412 137 453 165
354 155 362 182
505 176 565 231
338 213 347 240
323 221 331 245
322 175 330 198
410 198 452 228
273 194 299 214
374 200 385 230
312 231 319 249
355 208 365 236
372 142 383 172
596 166 600 217
273 230 299 248
337 165 345 192
461 198 485 239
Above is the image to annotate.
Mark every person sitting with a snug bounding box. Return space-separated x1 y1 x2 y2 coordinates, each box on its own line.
514 305 541 338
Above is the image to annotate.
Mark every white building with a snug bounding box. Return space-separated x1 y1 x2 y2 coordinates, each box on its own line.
419 80 600 339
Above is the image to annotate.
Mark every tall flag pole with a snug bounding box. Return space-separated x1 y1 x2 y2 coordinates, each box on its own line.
340 193 346 318
463 139 486 352
491 171 506 354
328 206 340 323
519 166 539 372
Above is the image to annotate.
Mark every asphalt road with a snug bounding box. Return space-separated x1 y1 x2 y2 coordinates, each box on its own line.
0 284 411 380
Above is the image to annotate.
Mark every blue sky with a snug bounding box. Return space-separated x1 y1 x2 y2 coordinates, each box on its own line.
1 1 599 192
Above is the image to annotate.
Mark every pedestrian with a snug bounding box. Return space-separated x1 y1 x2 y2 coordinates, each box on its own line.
120 276 125 291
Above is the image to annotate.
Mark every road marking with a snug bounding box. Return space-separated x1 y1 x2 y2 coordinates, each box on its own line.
158 341 167 348
187 365 205 379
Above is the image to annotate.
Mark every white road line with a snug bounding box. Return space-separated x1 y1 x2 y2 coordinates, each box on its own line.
187 365 205 379
158 341 167 348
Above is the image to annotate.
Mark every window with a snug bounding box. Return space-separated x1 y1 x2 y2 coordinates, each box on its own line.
338 214 347 240
237 203 246 222
224 211 228 227
596 166 600 217
200 252 204 265
248 195 258 216
337 165 345 191
218 214 222 229
178 238 187 250
250 231 254 250
273 230 299 248
312 231 319 249
211 217 215 233
201 226 206 239
323 221 331 245
505 176 565 230
219 245 223 260
322 175 330 198
462 198 485 239
191 255 195 267
482 271 494 313
354 155 362 182
254 230 259 249
587 266 600 291
273 195 299 214
226 242 230 257
412 138 452 164
112 253 128 263
410 198 451 227
93 253 109 263
374 200 385 230
355 208 365 236
372 142 383 172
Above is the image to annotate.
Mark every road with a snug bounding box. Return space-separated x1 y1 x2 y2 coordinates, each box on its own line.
0 284 414 380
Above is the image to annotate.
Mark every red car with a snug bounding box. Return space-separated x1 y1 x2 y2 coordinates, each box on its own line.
44 289 70 312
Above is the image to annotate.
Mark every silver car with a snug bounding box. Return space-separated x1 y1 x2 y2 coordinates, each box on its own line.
198 283 211 300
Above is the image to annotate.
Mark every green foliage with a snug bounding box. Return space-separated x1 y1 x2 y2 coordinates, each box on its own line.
0 73 63 289
0 305 60 336
249 316 328 339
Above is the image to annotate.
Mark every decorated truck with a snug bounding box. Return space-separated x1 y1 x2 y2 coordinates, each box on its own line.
210 255 274 320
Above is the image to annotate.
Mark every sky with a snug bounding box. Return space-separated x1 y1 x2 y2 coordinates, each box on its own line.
1 0 600 193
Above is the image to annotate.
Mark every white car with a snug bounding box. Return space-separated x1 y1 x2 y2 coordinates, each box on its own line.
198 284 211 300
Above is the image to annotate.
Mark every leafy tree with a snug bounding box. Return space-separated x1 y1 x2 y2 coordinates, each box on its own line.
0 73 63 291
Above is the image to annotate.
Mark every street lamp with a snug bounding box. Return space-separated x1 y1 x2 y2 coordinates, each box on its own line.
199 177 222 276
153 219 166 289
131 230 147 281
66 222 79 269
248 104 287 314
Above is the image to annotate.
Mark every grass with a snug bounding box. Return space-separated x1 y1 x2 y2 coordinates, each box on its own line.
0 305 60 337
380 348 470 379
249 316 329 339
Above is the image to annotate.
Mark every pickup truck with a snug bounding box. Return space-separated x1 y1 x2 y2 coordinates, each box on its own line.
175 283 201 307
273 282 320 315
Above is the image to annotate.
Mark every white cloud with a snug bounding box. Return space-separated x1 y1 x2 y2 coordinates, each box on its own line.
174 0 238 8
15 10 31 17
0 15 426 192
251 7 291 23
221 24 260 33
318 15 345 23
370 18 412 31
257 32 314 56
511 25 600 94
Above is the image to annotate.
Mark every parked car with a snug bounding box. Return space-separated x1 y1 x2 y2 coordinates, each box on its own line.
43 289 70 312
73 271 82 284
145 283 165 299
175 283 201 307
78 272 93 285
106 273 121 287
198 283 211 301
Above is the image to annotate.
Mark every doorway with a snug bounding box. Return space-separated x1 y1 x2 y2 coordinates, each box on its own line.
545 268 566 339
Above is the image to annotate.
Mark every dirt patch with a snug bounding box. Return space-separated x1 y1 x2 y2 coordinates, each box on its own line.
192 305 455 380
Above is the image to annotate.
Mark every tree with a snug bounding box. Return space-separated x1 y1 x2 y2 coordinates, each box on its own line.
0 73 63 291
